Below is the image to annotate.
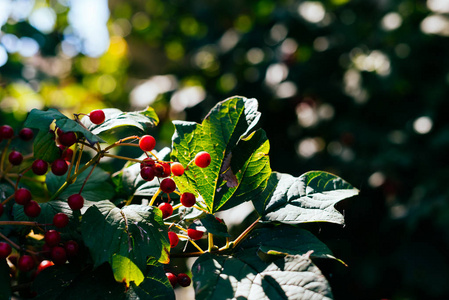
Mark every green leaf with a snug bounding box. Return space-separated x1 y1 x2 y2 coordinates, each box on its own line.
13 200 73 225
192 251 333 300
254 171 359 225
81 107 159 142
171 96 271 213
128 262 175 300
81 201 170 286
33 130 60 163
199 214 230 237
112 254 144 286
0 259 11 300
46 165 115 202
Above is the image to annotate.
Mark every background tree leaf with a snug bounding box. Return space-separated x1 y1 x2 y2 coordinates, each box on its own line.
81 201 170 286
171 96 271 213
192 251 333 300
255 171 359 225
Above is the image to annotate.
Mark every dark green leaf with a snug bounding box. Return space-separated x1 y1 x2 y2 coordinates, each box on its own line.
33 130 60 163
0 259 11 300
192 251 333 300
254 171 359 225
128 262 175 300
199 213 230 237
171 96 271 213
81 201 170 286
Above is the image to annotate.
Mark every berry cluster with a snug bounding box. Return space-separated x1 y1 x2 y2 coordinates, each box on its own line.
165 271 191 288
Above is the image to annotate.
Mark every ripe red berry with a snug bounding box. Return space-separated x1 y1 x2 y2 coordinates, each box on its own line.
158 202 173 219
51 158 68 176
153 163 165 177
89 109 105 125
187 228 204 240
180 192 196 207
160 178 176 194
8 151 23 165
166 272 178 287
68 194 84 210
140 157 156 169
0 203 3 217
62 148 73 161
64 240 79 258
24 201 41 218
59 131 77 147
0 125 14 139
140 167 155 181
177 273 191 287
161 162 171 177
168 231 179 248
44 230 61 247
139 135 156 152
171 162 185 176
50 246 67 265
19 128 33 141
36 260 54 275
53 213 69 228
18 255 35 272
194 151 211 168
0 242 12 259
15 188 32 205
32 159 48 175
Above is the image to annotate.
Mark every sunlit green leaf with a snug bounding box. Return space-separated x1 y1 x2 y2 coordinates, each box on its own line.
199 213 230 237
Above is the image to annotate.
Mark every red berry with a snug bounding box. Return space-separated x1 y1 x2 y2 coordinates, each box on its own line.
18 255 35 272
171 162 185 176
0 242 12 259
59 131 77 147
140 167 155 181
140 157 156 169
36 260 54 275
153 163 165 177
0 125 14 139
177 273 191 287
160 178 176 194
53 213 69 228
187 228 204 240
8 151 23 165
15 188 31 205
139 135 156 151
166 272 178 287
19 128 33 141
64 240 79 258
50 246 66 265
32 159 48 175
158 202 173 219
194 151 211 168
0 203 3 217
168 231 179 248
180 192 196 207
62 148 73 161
24 201 41 218
44 230 61 247
161 162 171 177
89 109 105 125
51 158 68 176
68 194 84 210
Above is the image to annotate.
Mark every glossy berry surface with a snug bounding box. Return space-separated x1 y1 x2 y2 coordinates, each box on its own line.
51 159 68 176
171 162 184 176
160 178 176 194
177 273 191 287
139 135 156 151
140 157 155 169
187 228 204 240
158 202 173 219
0 242 12 259
15 188 32 205
59 131 77 147
18 255 35 272
62 148 73 161
68 194 84 210
32 159 48 175
24 200 41 218
64 240 79 258
180 192 196 207
36 260 54 275
0 125 14 139
45 230 61 247
168 231 179 248
194 151 211 168
53 213 69 228
8 151 23 165
140 167 155 181
19 128 34 141
89 109 105 124
51 246 67 265
166 272 178 287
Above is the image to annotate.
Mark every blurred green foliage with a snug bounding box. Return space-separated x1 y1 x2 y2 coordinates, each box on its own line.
1 0 449 299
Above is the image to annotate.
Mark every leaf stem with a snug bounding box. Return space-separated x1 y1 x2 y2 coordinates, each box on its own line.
0 231 21 250
104 136 140 152
0 221 40 226
0 139 12 174
208 233 214 252
103 153 143 163
149 188 162 206
231 217 261 249
1 194 14 205
193 205 209 213
172 203 183 211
